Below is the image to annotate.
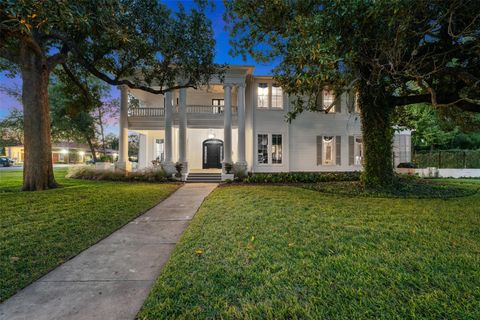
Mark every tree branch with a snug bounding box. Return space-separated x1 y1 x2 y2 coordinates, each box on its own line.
61 64 93 105
391 94 480 112
49 32 198 94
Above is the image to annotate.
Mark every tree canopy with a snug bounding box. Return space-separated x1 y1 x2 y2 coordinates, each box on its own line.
1 0 219 92
0 0 220 190
225 0 480 186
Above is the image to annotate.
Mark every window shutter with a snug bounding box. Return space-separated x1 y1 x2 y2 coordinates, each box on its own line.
316 136 323 165
336 136 341 165
349 136 354 165
335 94 341 113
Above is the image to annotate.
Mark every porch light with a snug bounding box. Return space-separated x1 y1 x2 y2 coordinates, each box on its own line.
60 149 68 154
113 152 118 159
78 151 85 156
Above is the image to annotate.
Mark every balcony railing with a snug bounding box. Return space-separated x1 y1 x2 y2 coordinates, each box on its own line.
128 108 164 117
128 105 237 117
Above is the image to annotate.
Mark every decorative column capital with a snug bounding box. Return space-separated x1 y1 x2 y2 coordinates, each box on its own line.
223 83 234 89
118 84 129 92
236 82 246 88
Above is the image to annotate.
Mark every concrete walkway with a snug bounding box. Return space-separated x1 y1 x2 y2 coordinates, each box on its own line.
0 183 217 320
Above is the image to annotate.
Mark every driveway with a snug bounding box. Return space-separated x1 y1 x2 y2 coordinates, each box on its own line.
0 164 79 172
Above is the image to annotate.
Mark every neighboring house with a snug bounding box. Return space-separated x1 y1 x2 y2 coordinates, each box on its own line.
4 143 118 164
117 65 411 174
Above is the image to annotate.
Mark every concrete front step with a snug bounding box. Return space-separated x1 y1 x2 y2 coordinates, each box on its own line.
186 173 222 183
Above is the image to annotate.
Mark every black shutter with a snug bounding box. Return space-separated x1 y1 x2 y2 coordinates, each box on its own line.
349 136 354 165
316 136 323 165
336 136 341 165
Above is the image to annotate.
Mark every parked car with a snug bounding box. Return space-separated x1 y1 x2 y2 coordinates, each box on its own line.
0 157 14 167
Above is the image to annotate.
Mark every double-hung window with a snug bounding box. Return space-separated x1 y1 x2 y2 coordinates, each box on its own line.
271 134 282 164
354 137 363 165
322 89 335 112
257 134 269 164
212 98 224 114
257 82 284 109
323 136 335 165
257 83 269 108
257 133 283 165
349 135 363 166
317 135 341 166
271 85 283 109
354 91 360 113
154 138 165 161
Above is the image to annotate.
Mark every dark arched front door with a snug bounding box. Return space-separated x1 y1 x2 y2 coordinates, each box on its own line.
203 139 223 169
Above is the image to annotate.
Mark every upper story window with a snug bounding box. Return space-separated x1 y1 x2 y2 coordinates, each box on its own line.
257 83 269 108
322 89 335 112
354 92 360 113
212 99 224 106
272 85 283 109
257 82 284 110
211 99 224 114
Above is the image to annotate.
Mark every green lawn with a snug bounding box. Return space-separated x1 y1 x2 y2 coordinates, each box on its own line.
139 180 480 319
0 169 178 302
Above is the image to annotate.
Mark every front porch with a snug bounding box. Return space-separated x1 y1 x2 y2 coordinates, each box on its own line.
117 75 249 175
133 128 239 171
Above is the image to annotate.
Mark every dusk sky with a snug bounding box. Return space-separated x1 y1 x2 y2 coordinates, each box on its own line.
0 0 275 131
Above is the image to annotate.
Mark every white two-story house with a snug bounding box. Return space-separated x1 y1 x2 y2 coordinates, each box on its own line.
116 65 411 178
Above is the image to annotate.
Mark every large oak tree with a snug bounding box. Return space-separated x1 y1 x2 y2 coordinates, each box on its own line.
225 0 480 187
0 0 219 190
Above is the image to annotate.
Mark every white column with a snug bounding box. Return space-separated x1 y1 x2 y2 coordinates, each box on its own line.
236 83 246 165
162 91 176 176
223 84 233 166
164 91 173 163
118 85 131 171
178 87 187 172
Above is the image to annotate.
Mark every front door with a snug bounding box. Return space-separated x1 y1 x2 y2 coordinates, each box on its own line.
203 139 223 169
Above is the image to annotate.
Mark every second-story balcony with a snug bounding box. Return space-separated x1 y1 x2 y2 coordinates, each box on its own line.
128 105 238 130
128 105 238 117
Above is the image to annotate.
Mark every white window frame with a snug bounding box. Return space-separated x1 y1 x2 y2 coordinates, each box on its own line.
271 134 283 164
154 138 165 162
354 91 361 113
322 136 336 165
271 85 283 109
257 83 269 109
354 136 363 165
257 133 269 165
256 133 284 165
322 89 336 113
256 82 284 110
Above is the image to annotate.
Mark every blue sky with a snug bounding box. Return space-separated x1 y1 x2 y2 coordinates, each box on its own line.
0 0 274 123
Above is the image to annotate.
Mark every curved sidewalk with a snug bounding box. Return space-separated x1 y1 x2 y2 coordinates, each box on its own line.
0 183 217 320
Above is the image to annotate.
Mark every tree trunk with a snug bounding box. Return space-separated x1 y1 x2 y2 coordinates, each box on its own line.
20 48 57 191
86 136 98 162
358 81 395 188
98 108 107 156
